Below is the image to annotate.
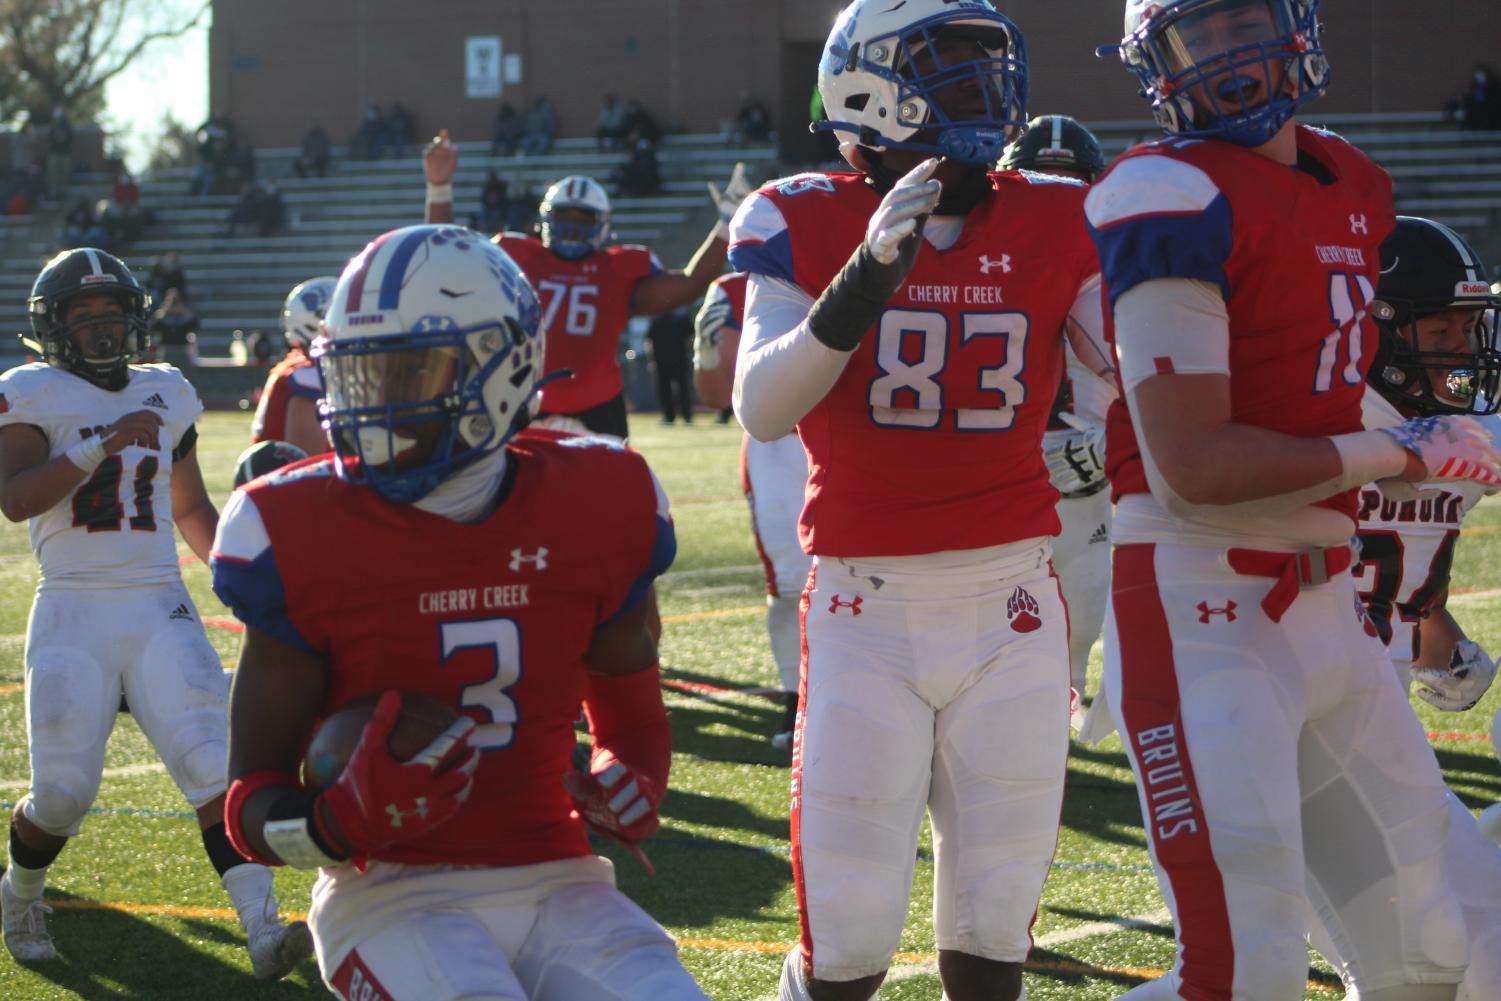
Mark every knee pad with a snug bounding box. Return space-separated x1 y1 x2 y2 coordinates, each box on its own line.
20 785 90 837
166 719 229 805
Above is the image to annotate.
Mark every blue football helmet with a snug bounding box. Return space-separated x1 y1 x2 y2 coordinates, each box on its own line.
539 176 611 261
1111 0 1328 147
815 0 1029 167
315 225 543 503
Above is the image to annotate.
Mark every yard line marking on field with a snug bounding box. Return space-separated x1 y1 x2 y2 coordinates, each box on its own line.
661 606 764 624
1449 586 1501 604
0 682 20 694
51 898 310 923
660 564 760 581
203 617 245 633
0 761 165 792
663 679 781 699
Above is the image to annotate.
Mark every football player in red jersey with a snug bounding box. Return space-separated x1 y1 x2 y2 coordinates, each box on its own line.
729 2 1114 997
1087 2 1501 998
693 273 811 749
249 275 336 457
211 225 709 1001
421 128 751 439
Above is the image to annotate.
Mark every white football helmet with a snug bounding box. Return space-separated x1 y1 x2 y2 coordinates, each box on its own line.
539 175 612 260
1112 0 1328 147
816 0 1029 167
280 275 337 351
315 225 542 503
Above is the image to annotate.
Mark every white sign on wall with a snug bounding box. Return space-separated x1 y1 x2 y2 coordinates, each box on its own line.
466 37 503 98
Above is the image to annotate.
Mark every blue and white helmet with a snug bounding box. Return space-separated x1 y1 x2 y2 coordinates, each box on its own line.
1113 0 1328 147
815 0 1029 167
280 275 337 351
539 175 612 260
315 225 542 503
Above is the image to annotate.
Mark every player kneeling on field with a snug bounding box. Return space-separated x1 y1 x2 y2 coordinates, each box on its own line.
211 224 709 1001
0 248 311 979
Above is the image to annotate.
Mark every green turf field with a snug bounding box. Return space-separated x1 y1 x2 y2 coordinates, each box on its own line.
0 410 1496 999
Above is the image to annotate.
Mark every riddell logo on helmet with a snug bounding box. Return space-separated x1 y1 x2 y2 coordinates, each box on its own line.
347 313 387 326
1458 281 1492 296
80 274 114 285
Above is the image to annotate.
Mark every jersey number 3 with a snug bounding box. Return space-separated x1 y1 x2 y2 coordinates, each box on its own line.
439 617 523 751
868 309 1030 430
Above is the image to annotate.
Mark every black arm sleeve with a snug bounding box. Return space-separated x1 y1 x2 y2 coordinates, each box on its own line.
804 226 926 353
171 423 198 463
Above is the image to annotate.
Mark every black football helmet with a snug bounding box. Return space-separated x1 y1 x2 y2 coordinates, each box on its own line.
998 114 1106 182
24 248 151 391
232 440 309 489
1369 217 1501 417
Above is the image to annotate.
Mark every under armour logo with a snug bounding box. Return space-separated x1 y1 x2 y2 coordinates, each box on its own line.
386 798 429 828
978 254 1012 275
829 595 862 616
509 547 549 571
1349 213 1368 235
1196 600 1237 623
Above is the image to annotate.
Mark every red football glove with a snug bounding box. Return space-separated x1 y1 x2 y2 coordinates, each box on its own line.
318 691 479 856
562 748 661 875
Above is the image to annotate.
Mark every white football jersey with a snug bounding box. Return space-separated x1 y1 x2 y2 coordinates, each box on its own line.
0 362 203 589
1062 343 1115 425
1356 390 1501 661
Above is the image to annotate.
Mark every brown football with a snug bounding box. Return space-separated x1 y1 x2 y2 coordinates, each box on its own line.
303 690 461 792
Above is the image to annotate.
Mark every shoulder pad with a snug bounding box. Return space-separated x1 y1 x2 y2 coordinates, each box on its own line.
1085 154 1222 229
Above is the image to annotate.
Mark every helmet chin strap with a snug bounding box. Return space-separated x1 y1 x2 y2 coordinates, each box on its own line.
860 147 992 215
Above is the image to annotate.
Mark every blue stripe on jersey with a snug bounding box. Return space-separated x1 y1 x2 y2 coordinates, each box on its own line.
377 228 433 310
728 229 796 286
210 549 319 655
1088 194 1233 308
604 514 678 625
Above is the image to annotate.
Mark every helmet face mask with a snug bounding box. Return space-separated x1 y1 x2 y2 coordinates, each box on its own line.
25 248 151 391
281 276 338 352
1116 0 1327 147
817 0 1029 168
316 225 543 504
1370 216 1501 418
539 176 611 260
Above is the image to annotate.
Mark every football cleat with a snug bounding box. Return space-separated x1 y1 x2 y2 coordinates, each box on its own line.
245 907 314 982
1 870 56 962
770 695 798 751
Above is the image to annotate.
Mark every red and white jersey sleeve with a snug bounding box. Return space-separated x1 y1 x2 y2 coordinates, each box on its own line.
209 431 675 867
1086 126 1395 529
250 349 320 443
0 362 201 589
498 235 661 415
1355 393 1500 660
729 171 1098 557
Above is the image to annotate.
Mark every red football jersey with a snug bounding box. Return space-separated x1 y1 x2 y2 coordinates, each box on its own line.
210 430 675 867
708 272 748 330
1087 126 1395 523
496 235 660 415
729 171 1097 557
250 349 319 443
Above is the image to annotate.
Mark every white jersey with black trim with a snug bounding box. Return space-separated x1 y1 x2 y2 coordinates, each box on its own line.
0 362 203 589
1356 390 1501 661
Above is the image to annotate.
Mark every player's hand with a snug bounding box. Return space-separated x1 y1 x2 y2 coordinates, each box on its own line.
101 409 165 456
1380 415 1501 487
423 128 457 187
1412 640 1497 712
1043 412 1107 497
563 748 661 843
693 295 733 371
318 691 479 855
708 161 753 241
865 157 942 266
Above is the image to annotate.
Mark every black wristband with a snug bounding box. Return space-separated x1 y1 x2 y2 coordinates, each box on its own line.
806 241 917 353
265 786 349 861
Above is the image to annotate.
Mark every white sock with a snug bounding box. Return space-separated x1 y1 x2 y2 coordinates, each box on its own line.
5 861 47 900
221 862 277 931
779 946 813 1001
767 593 802 694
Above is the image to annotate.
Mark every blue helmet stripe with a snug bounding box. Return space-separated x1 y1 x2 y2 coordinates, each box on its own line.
377 228 433 310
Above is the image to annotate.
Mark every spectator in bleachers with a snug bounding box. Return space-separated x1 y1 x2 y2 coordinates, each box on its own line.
107 169 150 245
595 94 629 150
191 113 236 195
520 96 559 156
612 138 661 198
0 167 34 217
387 102 418 153
148 287 199 368
57 199 104 249
732 91 772 143
350 103 390 160
43 107 74 200
477 171 509 233
623 99 661 146
1454 65 1501 131
223 181 284 238
294 123 330 178
490 102 523 157
148 253 189 305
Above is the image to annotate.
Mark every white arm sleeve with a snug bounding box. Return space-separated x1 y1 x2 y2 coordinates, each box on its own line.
732 274 855 442
1063 273 1114 380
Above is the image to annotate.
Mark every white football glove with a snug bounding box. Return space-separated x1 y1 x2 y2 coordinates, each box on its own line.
693 293 733 372
1379 415 1501 489
866 158 942 265
1042 412 1107 497
709 162 753 241
1411 639 1497 712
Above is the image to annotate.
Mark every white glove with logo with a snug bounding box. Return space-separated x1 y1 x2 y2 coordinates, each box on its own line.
709 162 753 241
693 293 733 372
1411 639 1497 712
1043 412 1107 497
866 158 942 265
1379 415 1501 488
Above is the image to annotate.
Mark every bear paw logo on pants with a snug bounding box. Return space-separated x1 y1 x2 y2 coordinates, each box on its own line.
1007 587 1041 633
